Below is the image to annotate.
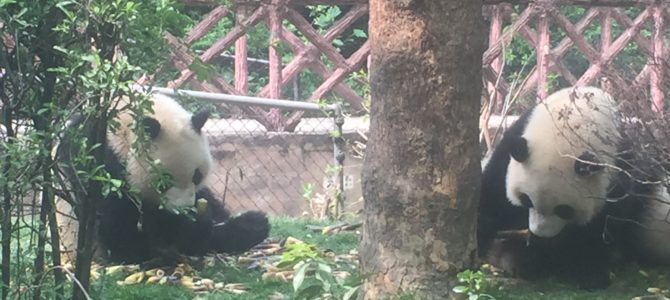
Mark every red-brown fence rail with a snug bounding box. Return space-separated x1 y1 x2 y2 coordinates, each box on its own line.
145 0 669 121
483 0 670 114
142 0 369 132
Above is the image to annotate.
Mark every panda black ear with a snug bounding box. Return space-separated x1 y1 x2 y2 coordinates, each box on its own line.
509 136 529 162
191 110 210 134
575 151 604 176
142 117 161 140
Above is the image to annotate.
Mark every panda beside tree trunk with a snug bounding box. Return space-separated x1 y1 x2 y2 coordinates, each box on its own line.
55 93 270 266
479 86 670 289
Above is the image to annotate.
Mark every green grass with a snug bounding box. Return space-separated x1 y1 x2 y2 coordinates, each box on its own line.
269 216 360 253
78 218 670 299
88 217 361 300
7 216 670 299
488 264 670 300
92 278 194 300
90 267 287 300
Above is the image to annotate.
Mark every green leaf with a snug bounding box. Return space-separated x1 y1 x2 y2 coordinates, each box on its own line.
110 179 123 188
352 29 367 38
292 262 309 291
189 58 214 81
329 130 341 138
343 286 360 300
316 269 331 291
316 262 332 274
276 260 296 269
0 0 17 8
452 286 467 294
295 284 323 300
55 0 75 15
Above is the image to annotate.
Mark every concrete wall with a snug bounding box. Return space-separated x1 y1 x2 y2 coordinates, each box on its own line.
202 114 513 217
203 117 367 217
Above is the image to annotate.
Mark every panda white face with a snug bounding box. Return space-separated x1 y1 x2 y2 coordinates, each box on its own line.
504 87 620 238
506 143 609 237
146 109 212 208
110 94 214 208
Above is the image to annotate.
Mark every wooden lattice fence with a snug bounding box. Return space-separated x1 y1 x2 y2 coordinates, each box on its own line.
141 0 370 132
142 0 670 126
483 0 670 114
134 0 670 214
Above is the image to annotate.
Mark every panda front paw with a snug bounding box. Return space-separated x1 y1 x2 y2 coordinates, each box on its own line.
210 211 270 254
485 237 545 280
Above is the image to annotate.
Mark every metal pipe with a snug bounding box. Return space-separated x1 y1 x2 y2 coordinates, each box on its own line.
146 86 339 112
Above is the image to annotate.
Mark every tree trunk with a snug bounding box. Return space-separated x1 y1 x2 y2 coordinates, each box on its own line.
72 115 107 300
360 1 485 299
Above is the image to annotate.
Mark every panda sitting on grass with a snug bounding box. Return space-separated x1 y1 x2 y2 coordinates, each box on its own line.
56 92 270 266
478 86 670 289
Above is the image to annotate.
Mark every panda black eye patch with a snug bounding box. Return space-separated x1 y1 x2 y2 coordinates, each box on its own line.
554 205 575 220
519 193 533 208
509 136 530 162
192 169 203 185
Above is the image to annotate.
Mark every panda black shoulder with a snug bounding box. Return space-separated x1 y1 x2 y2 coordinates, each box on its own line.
478 106 537 253
482 106 536 179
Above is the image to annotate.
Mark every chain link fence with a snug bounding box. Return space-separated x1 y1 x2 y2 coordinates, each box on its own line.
152 88 350 217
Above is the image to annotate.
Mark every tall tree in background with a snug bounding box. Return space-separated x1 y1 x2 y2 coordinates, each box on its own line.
359 0 485 298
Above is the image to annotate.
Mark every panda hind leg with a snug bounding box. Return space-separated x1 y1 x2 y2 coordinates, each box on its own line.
209 211 270 254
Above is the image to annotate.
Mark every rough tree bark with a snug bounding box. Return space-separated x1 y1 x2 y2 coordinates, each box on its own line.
360 1 484 299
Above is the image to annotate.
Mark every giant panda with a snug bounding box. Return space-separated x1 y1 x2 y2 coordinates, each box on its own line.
478 86 670 289
56 92 270 265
